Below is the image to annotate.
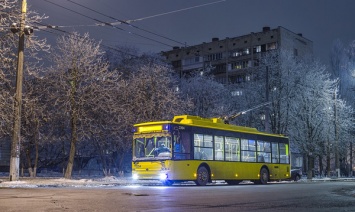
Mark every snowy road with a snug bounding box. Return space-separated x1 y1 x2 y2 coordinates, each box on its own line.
1 181 355 212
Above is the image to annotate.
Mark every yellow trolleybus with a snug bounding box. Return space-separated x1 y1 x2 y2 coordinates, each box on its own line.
132 115 290 186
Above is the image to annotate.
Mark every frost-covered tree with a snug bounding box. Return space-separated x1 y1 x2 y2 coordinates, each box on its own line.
345 40 355 77
249 49 297 133
0 0 49 137
125 58 186 122
234 46 354 177
232 49 301 133
47 32 115 178
20 76 48 177
179 73 229 118
330 40 355 104
0 1 16 136
225 78 264 128
288 60 337 178
105 45 140 74
102 50 188 174
1 0 49 181
330 39 355 176
336 99 355 176
106 48 187 122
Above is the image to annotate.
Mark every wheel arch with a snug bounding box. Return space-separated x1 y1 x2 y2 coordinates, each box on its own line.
261 165 270 176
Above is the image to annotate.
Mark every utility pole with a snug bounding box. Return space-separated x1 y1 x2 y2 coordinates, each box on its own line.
9 0 26 181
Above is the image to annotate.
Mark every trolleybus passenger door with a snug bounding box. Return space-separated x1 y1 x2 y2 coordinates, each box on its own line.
271 142 280 179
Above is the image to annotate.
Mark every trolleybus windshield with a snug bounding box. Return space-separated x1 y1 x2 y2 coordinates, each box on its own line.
133 135 172 161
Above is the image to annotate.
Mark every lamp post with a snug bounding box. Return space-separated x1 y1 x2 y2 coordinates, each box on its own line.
265 66 270 132
334 86 340 178
350 142 353 177
9 0 27 181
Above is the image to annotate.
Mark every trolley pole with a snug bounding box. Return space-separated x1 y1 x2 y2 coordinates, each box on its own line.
9 0 26 181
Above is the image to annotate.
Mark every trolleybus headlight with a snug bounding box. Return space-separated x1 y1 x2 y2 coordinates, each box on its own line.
159 173 167 180
132 173 139 180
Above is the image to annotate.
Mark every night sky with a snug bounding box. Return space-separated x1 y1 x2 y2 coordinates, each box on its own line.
29 0 355 67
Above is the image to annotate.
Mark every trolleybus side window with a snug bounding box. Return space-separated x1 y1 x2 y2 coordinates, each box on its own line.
173 131 182 152
241 139 256 162
271 142 279 163
194 134 213 160
257 141 271 163
279 143 289 164
225 137 240 161
135 138 145 158
214 136 224 161
181 132 191 156
173 131 191 160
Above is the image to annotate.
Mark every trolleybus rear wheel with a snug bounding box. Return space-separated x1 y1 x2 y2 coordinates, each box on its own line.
195 166 209 186
259 167 269 184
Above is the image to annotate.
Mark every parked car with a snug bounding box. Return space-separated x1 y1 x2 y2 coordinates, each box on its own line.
290 168 302 181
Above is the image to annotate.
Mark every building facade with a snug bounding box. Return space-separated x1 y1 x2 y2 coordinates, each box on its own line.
162 26 313 84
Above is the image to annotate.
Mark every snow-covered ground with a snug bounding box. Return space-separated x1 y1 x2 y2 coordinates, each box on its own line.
0 171 139 188
1 172 354 188
0 176 138 188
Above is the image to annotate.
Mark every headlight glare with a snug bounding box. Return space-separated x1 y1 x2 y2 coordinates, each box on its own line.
159 173 167 180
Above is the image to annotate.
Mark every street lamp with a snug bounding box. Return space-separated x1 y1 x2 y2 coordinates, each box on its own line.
333 84 340 178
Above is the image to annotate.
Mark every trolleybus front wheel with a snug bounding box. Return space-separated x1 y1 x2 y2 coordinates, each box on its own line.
195 166 209 186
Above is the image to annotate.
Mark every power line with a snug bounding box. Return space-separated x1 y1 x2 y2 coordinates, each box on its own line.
28 0 226 49
30 0 226 62
65 0 226 47
35 21 145 59
66 0 187 46
43 0 175 48
124 0 226 23
37 24 170 73
30 23 170 51
34 22 70 35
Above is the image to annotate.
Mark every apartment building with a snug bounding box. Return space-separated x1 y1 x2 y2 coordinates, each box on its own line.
162 26 313 84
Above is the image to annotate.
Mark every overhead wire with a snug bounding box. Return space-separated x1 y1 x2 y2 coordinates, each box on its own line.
39 0 226 48
125 0 226 23
34 21 145 60
66 0 187 46
65 0 226 47
28 0 227 62
43 0 176 48
1 0 223 72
